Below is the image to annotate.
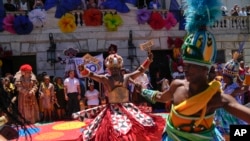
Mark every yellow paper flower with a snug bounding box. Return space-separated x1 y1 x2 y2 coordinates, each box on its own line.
58 13 77 33
103 13 123 31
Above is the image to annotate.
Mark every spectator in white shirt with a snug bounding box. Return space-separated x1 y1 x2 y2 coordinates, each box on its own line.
64 70 81 119
84 80 100 108
239 7 247 16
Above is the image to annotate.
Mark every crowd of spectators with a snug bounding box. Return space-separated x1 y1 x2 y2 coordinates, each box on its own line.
3 0 44 12
222 4 250 16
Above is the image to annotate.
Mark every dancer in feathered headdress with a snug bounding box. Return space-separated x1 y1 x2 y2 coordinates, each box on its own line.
215 51 248 140
137 0 250 140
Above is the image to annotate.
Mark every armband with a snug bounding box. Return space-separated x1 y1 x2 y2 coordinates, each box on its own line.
141 89 157 104
80 68 90 77
142 58 153 69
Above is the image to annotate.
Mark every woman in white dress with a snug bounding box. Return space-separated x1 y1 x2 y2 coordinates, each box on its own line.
84 80 100 109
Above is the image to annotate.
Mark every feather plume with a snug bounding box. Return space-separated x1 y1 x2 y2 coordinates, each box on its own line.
184 0 222 33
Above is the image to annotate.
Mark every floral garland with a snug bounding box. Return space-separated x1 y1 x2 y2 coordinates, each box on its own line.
137 9 178 30
1 9 47 34
0 8 179 34
103 13 123 31
83 9 102 26
58 13 77 33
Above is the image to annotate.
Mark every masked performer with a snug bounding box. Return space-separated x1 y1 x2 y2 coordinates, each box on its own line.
137 0 250 140
76 52 165 141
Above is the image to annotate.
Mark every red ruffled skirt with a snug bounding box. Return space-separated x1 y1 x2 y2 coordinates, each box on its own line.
80 103 165 141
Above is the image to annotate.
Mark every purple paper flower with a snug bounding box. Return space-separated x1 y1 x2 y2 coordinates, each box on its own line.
28 9 47 27
14 15 33 35
136 9 151 24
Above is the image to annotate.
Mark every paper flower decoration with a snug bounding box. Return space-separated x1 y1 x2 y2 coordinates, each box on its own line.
3 14 16 34
103 13 123 31
45 0 81 18
14 15 33 35
136 8 151 24
58 13 77 33
83 9 102 26
0 9 6 32
28 9 47 27
0 18 4 32
164 12 177 30
148 12 165 30
101 0 129 13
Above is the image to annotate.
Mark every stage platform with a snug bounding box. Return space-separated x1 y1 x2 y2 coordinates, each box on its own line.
15 113 168 141
16 120 87 141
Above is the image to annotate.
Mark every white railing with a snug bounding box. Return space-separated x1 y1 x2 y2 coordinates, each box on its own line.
5 10 250 34
210 16 250 34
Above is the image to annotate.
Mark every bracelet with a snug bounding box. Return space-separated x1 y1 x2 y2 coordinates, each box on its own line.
138 65 145 72
141 89 157 104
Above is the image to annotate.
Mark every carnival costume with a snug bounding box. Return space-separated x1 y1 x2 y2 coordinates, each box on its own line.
76 54 165 141
215 54 247 135
140 0 225 140
14 64 40 124
141 81 224 141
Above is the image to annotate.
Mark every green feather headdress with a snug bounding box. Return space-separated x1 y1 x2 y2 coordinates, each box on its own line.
181 0 223 68
184 0 223 33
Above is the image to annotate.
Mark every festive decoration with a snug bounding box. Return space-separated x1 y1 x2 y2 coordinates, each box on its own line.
101 0 130 13
148 12 165 30
3 14 15 34
63 47 79 57
0 9 6 32
103 13 123 31
136 8 151 24
181 0 222 68
167 37 183 59
83 9 102 26
28 9 47 27
45 0 81 18
184 0 222 33
58 13 77 33
14 15 33 35
164 12 177 30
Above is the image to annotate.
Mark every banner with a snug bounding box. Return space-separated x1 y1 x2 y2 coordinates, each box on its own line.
65 53 104 78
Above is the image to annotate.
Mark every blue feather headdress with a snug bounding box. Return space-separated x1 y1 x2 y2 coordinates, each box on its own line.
184 0 222 33
181 0 222 68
